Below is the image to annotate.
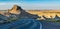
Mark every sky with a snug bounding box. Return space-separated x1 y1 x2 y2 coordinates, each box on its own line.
0 0 60 10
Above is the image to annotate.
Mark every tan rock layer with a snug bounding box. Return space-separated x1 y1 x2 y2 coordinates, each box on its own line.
9 5 21 14
27 10 60 19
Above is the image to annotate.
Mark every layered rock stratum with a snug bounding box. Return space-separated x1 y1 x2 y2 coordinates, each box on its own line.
27 10 60 19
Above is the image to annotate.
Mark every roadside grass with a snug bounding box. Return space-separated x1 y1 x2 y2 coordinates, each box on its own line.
43 19 60 23
37 18 60 23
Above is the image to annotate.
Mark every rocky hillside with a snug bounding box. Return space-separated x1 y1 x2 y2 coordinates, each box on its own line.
0 5 40 23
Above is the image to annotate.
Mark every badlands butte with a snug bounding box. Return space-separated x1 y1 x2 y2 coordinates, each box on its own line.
0 5 60 20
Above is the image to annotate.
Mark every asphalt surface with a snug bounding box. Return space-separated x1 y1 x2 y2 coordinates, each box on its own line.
0 19 41 29
0 18 60 29
40 21 60 29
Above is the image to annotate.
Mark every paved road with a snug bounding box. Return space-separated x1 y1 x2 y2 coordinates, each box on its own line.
0 19 42 29
40 21 60 29
0 18 60 29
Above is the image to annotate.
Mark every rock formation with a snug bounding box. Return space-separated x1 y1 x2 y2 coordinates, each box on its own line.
8 5 40 19
0 5 40 23
0 5 39 24
54 15 60 20
9 5 21 14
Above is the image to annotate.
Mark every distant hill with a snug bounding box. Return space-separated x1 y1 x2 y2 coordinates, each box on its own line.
27 10 60 19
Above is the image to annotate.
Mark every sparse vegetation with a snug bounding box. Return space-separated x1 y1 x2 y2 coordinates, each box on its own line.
44 19 60 23
6 17 18 23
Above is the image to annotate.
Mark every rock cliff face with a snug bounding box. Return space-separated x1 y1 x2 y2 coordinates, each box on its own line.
0 5 40 22
9 5 40 19
9 5 21 14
